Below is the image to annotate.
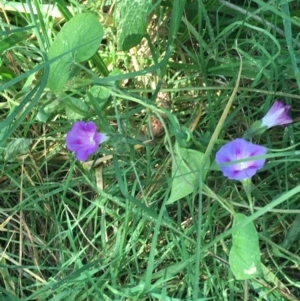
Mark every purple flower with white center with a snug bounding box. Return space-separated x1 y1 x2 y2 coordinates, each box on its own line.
215 139 266 181
261 100 292 129
66 121 108 161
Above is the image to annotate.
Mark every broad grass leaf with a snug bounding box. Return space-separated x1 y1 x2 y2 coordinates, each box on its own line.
167 144 209 205
47 13 103 93
229 213 263 280
115 0 152 51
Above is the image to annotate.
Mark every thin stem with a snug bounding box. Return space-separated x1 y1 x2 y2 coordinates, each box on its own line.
242 179 254 214
244 280 249 301
113 95 122 134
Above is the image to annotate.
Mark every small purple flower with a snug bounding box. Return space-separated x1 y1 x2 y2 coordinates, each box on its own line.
66 121 108 161
216 139 266 181
261 100 292 128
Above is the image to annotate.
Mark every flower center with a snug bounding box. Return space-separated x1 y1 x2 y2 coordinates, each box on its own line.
89 135 95 145
236 161 251 171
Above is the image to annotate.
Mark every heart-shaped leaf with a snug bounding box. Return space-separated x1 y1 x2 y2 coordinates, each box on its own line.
229 213 263 280
116 0 152 51
167 144 209 205
47 13 103 92
64 96 88 120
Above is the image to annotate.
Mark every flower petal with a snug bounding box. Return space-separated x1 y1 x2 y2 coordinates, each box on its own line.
65 121 108 161
75 146 96 161
216 139 266 181
261 100 292 128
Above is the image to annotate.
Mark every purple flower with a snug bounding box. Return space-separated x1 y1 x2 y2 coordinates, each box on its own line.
215 139 266 181
66 121 108 161
261 100 292 129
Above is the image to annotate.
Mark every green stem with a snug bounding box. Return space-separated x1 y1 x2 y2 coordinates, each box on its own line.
242 179 254 214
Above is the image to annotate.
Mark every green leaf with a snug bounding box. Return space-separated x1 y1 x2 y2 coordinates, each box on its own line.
5 138 32 161
281 214 300 249
86 85 110 109
115 0 152 51
229 213 263 280
0 286 19 301
64 96 88 120
167 144 209 205
0 32 28 54
47 13 104 93
0 65 15 82
48 289 80 301
151 292 207 301
35 107 50 123
36 98 62 122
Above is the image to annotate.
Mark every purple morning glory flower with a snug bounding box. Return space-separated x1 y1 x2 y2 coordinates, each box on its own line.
215 139 266 181
261 100 292 129
66 121 108 161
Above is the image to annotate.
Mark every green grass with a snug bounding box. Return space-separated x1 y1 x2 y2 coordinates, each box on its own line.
1 0 300 300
